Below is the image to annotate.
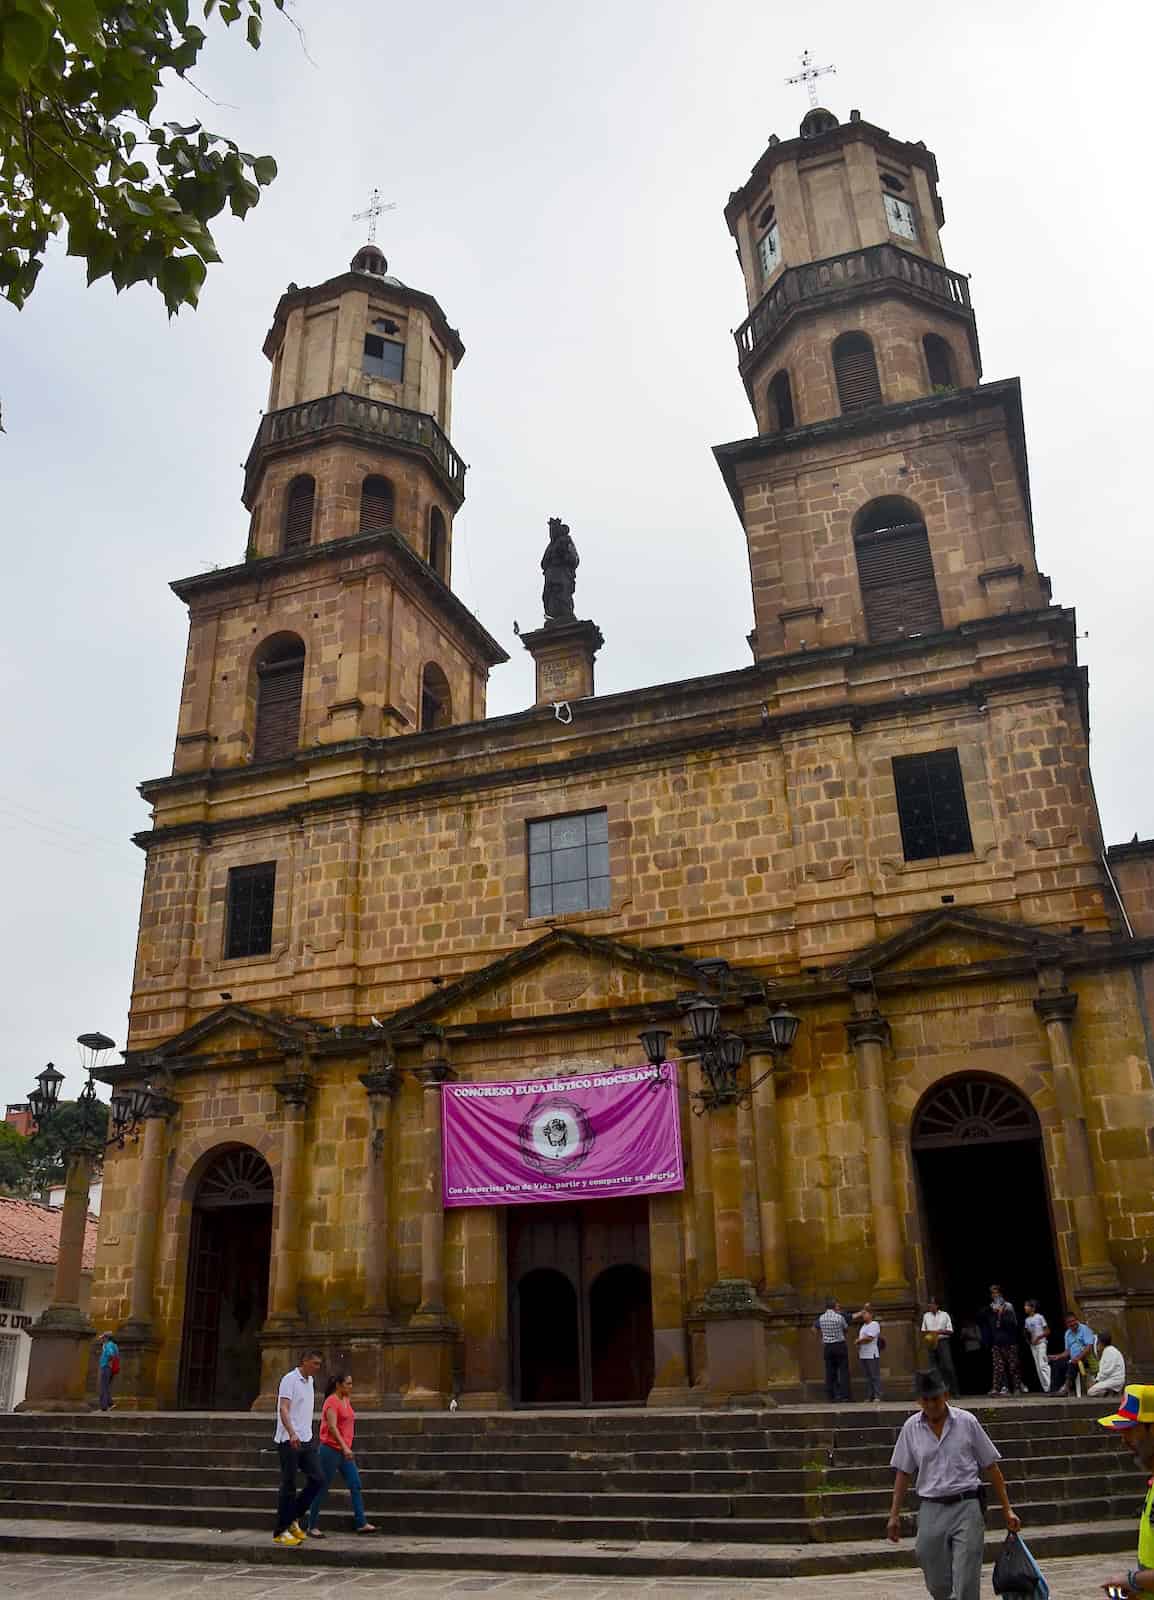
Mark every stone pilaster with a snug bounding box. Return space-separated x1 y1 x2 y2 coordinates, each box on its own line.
1034 985 1121 1296
698 1097 774 1406
647 1186 692 1406
404 1055 458 1409
256 1063 314 1409
846 1011 910 1295
351 1057 400 1408
746 1043 801 1397
116 1094 179 1409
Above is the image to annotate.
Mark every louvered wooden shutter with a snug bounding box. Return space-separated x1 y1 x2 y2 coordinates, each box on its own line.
360 476 394 532
834 340 883 412
856 523 943 642
253 656 303 760
283 478 314 551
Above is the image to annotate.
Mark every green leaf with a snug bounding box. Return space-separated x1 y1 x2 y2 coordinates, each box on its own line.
251 154 276 185
52 0 101 46
0 9 52 88
245 11 260 47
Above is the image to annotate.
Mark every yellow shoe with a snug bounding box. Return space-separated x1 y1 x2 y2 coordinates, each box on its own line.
273 1530 303 1547
289 1522 306 1541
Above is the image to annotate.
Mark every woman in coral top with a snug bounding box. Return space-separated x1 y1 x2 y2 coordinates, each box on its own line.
304 1372 376 1536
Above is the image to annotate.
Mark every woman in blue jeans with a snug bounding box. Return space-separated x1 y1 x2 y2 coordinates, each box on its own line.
305 1373 376 1536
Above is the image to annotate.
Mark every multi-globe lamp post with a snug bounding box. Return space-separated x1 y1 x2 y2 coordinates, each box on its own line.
636 987 801 1400
18 1033 158 1411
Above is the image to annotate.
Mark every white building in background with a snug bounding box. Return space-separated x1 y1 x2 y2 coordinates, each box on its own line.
48 1179 102 1216
0 1197 97 1410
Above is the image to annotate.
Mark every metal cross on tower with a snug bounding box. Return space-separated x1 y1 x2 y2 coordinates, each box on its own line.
352 187 397 244
785 49 836 109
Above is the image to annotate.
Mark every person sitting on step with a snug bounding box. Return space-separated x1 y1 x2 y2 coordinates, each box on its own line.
1088 1330 1126 1399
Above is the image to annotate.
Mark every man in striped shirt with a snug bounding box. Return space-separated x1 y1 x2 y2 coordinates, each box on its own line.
815 1298 851 1402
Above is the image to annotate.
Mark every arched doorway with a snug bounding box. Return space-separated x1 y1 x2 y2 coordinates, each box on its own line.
515 1268 581 1404
912 1075 1063 1394
178 1147 273 1409
507 1198 652 1405
589 1264 654 1403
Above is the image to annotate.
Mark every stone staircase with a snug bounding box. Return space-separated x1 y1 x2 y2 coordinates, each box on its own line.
0 1400 1138 1579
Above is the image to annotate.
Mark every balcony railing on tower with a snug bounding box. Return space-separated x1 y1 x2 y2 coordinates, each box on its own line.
735 243 974 371
246 392 466 500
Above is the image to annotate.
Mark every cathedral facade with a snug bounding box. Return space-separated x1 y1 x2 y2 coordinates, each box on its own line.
91 107 1154 1410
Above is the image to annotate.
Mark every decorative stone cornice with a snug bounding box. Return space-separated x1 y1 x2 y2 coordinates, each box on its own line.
359 1066 400 1099
846 1012 890 1050
414 1058 454 1087
273 1072 315 1109
141 1094 179 1122
1034 991 1078 1025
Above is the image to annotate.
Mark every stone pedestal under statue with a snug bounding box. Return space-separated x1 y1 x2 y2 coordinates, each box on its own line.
521 618 604 707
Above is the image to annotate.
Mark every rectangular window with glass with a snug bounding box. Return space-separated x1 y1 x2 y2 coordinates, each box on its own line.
892 750 973 862
0 1277 24 1310
883 192 918 241
363 333 405 382
528 810 610 918
225 862 277 959
757 222 781 279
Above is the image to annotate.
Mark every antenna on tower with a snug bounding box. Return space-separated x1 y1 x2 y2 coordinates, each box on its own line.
352 187 397 244
785 49 836 108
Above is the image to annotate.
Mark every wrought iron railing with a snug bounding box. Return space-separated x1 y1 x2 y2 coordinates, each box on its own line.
255 392 465 495
735 243 972 365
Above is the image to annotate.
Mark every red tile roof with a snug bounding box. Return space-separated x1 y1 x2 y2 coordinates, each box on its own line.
0 1196 98 1272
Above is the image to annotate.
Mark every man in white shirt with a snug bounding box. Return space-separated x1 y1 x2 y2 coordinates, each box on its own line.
1023 1300 1051 1393
856 1303 883 1402
920 1297 957 1393
273 1349 324 1546
1089 1330 1126 1398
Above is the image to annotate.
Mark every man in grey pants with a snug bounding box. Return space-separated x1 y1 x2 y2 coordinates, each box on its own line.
886 1370 1021 1600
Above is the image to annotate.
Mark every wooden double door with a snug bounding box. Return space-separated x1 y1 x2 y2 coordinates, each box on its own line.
508 1197 654 1406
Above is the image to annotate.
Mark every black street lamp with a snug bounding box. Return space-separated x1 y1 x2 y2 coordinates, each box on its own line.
638 1026 673 1069
664 993 802 1112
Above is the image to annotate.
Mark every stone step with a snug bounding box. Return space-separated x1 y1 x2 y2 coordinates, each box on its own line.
0 1514 1136 1580
1 1489 1143 1545
2 1455 1133 1499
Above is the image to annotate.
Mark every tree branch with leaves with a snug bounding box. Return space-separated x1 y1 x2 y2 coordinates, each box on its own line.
0 0 282 315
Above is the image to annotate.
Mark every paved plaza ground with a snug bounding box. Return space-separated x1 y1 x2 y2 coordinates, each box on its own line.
0 1552 1129 1598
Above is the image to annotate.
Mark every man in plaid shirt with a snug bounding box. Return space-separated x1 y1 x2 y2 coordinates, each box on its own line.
815 1297 851 1401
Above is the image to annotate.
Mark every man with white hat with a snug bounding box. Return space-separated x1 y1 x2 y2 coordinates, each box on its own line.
1098 1385 1154 1596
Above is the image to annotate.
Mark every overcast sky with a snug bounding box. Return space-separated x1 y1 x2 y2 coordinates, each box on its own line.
2 0 1151 1111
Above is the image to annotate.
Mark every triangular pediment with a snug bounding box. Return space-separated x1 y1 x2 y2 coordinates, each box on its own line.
138 1003 320 1062
844 909 1069 980
380 930 750 1032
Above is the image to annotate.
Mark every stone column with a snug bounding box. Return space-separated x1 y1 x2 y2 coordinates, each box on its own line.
255 1064 313 1409
648 1185 691 1407
405 1057 458 1410
846 1012 909 1295
359 1060 399 1320
117 1094 178 1409
1034 988 1120 1294
351 1059 399 1408
18 1149 98 1411
268 1068 313 1322
459 1206 509 1409
687 1061 718 1292
748 1047 794 1303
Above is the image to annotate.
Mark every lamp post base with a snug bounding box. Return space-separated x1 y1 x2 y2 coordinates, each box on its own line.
697 1280 778 1407
16 1315 97 1411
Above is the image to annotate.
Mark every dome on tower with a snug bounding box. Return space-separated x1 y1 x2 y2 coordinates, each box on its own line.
800 107 839 139
349 243 404 286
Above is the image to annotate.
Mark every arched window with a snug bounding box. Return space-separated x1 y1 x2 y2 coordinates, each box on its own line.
853 496 942 643
768 369 795 432
359 475 395 532
282 475 315 552
253 635 305 761
923 333 956 391
833 332 883 413
428 506 447 580
419 662 452 731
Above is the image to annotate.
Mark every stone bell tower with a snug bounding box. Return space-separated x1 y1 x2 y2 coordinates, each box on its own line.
168 244 506 773
714 105 1053 661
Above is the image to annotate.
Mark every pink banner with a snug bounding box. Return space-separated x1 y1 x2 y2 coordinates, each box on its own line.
442 1065 683 1208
